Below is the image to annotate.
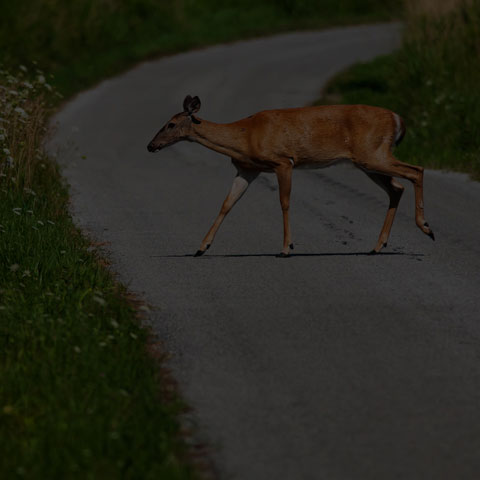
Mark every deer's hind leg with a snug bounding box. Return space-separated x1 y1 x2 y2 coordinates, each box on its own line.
356 152 434 250
275 163 294 257
362 171 404 253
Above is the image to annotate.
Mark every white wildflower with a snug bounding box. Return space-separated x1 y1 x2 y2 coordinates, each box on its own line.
93 295 106 306
0 134 5 141
3 148 10 154
22 270 31 277
19 65 27 72
12 207 21 215
73 346 81 353
110 319 119 329
47 220 55 225
44 83 52 91
37 220 44 226
10 264 20 272
14 107 28 118
37 75 46 84
23 81 33 89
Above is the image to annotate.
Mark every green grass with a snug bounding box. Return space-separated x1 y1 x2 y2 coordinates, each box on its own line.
0 72 199 478
1 1 401 478
0 183 197 479
318 1 480 179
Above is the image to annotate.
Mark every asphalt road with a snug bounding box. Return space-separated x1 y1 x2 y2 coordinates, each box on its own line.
50 23 480 480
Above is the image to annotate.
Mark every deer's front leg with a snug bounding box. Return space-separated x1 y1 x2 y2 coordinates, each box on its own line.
194 167 259 257
275 164 293 257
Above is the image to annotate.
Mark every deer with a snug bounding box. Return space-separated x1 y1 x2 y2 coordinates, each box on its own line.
147 95 434 257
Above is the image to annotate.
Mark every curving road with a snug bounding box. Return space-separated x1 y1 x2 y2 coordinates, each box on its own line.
50 23 480 480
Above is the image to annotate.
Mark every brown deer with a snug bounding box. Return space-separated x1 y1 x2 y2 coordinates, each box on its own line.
147 95 434 257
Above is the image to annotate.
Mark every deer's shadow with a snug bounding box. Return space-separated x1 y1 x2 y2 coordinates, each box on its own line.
154 251 424 258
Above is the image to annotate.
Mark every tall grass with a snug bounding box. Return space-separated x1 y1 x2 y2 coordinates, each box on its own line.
400 0 480 174
0 67 57 190
405 0 473 16
320 0 480 178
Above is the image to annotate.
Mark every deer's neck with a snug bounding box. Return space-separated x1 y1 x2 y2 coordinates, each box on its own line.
190 119 248 159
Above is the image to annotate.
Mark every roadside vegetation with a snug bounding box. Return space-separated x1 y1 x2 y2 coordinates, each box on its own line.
319 0 480 179
0 69 201 479
0 1 399 478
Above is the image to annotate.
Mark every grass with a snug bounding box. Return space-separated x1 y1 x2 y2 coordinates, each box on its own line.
318 0 480 179
0 1 401 478
0 69 200 479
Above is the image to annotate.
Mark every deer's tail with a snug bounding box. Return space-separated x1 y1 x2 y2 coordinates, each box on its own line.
392 112 406 148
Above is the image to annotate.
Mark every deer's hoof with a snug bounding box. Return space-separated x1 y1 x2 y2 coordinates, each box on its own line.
289 243 294 250
368 249 378 255
194 249 205 257
428 230 435 241
276 252 291 258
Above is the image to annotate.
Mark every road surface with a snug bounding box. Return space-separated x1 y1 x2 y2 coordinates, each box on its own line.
50 23 480 480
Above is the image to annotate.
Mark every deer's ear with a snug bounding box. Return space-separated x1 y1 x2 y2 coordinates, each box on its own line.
183 95 201 114
183 95 193 112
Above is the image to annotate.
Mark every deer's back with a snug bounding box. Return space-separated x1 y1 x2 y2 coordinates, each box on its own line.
242 105 398 167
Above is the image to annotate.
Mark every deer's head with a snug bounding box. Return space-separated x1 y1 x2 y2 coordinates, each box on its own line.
147 95 201 152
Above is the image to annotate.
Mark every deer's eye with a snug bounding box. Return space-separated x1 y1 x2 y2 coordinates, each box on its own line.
168 123 175 129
